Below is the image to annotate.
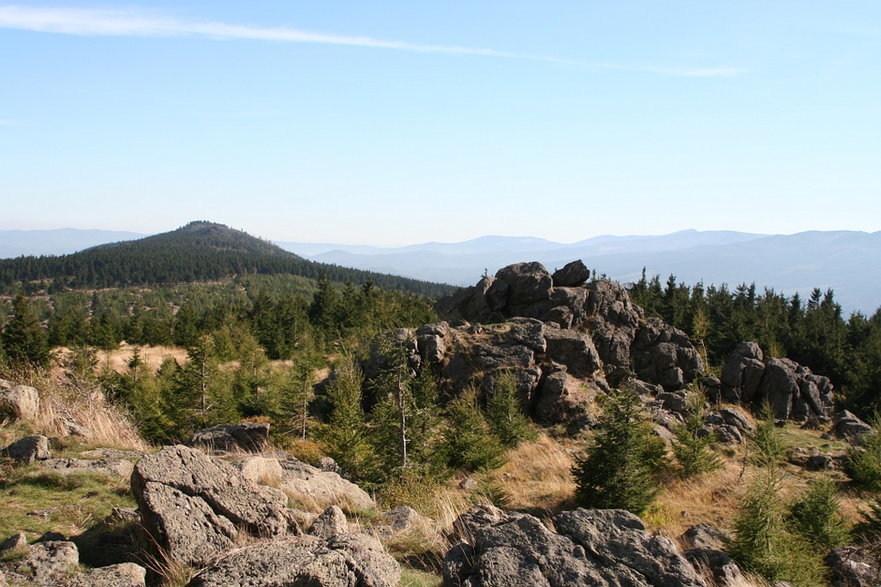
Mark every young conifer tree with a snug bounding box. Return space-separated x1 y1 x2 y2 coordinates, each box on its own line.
2 293 50 368
572 386 667 514
486 370 537 448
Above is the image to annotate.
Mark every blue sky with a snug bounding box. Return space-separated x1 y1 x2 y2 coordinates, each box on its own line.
1 1 879 245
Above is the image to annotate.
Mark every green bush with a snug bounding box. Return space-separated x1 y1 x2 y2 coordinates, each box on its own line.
672 389 721 478
844 416 881 492
485 371 537 448
442 387 505 472
572 387 668 515
728 469 828 586
787 476 851 551
748 403 785 467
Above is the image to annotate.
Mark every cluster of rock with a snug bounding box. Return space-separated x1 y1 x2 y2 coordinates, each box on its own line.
363 261 707 433
712 341 835 421
435 261 703 391
443 504 711 586
130 444 399 586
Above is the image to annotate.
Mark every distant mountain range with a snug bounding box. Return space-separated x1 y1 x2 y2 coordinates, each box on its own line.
1 227 878 314
0 228 145 258
277 230 881 315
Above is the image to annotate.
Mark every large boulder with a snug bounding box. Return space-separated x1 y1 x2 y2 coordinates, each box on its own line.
2 435 51 464
185 422 270 453
443 505 705 586
0 384 40 422
552 260 590 287
834 410 873 442
492 262 555 311
189 533 400 587
131 445 296 567
632 318 703 391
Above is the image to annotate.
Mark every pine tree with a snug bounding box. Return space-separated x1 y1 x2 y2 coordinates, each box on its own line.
572 386 667 514
443 386 505 472
320 360 377 482
486 370 537 448
1 293 50 368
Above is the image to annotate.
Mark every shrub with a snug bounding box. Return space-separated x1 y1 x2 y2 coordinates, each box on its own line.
844 416 881 492
485 371 537 448
728 468 828 585
672 389 721 478
787 476 851 551
572 386 667 515
748 403 785 467
442 386 505 472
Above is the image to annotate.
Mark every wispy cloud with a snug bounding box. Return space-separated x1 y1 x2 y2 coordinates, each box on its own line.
0 5 746 76
0 5 574 63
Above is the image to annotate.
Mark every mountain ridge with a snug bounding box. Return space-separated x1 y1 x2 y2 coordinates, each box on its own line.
0 221 454 298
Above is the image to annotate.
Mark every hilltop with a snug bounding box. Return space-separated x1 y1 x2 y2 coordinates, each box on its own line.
0 221 455 298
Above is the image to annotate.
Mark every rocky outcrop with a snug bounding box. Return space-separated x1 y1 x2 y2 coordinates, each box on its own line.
0 384 40 422
185 421 270 453
189 533 400 587
1 435 51 464
1 539 79 585
443 505 706 586
131 445 298 567
434 261 703 396
720 342 834 420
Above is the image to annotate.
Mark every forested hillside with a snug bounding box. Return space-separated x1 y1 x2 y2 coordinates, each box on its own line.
0 221 455 298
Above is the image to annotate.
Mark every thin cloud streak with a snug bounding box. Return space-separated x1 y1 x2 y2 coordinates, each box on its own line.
0 5 745 76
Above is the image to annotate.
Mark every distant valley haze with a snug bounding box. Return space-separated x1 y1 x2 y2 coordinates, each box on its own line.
1 226 879 316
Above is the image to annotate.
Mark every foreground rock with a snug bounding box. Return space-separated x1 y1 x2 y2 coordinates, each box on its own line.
131 445 298 567
190 533 400 586
443 505 705 586
0 534 146 586
41 456 134 478
1 435 51 464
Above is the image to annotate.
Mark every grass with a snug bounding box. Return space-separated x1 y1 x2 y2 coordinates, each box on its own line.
400 566 443 587
0 468 135 542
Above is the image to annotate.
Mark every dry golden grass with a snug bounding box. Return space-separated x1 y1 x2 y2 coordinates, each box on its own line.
2 369 150 452
95 343 188 374
485 433 579 514
646 458 747 538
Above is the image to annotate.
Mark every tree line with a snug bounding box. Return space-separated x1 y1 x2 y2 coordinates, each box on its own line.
628 270 881 415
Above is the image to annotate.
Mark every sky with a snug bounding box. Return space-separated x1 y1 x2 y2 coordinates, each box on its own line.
1 2 879 246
